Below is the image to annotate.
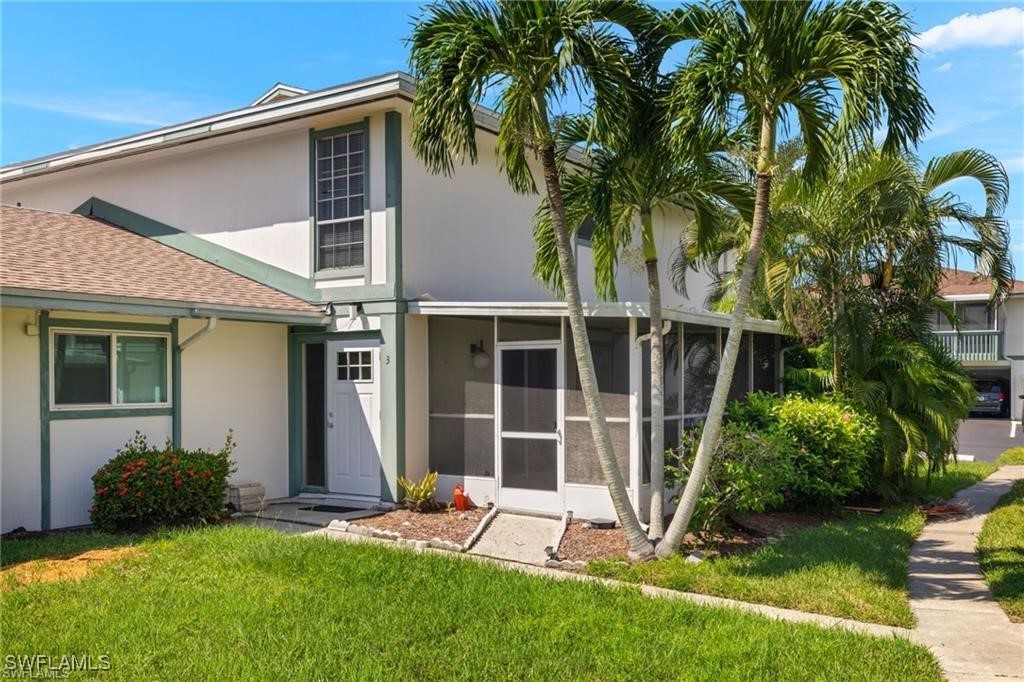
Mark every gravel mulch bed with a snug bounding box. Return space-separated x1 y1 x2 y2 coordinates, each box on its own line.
359 507 489 545
731 511 831 538
556 518 784 563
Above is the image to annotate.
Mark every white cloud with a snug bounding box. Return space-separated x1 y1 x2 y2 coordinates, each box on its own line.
3 90 219 127
915 7 1024 54
934 61 954 73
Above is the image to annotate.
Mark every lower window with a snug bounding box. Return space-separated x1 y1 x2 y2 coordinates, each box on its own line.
53 331 169 408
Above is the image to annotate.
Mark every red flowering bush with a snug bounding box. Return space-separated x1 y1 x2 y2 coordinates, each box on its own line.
91 431 236 532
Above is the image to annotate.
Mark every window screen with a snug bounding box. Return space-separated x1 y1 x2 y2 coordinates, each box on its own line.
116 336 168 404
957 303 993 331
54 334 111 404
53 332 168 407
315 130 365 270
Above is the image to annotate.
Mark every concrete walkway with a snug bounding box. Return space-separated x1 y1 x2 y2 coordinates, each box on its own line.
467 512 560 565
908 465 1024 681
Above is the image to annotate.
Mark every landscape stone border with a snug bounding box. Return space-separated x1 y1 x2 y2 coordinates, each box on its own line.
544 511 592 570
326 503 499 554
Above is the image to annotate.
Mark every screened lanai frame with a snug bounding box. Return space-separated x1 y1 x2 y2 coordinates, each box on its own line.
412 301 783 518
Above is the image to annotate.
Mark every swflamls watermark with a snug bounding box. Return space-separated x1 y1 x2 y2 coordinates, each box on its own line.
2 655 111 678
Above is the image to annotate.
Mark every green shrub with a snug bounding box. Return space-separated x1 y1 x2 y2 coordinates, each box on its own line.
665 423 794 533
91 432 236 532
728 393 879 508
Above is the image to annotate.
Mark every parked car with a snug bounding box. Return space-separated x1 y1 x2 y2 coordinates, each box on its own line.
970 378 1010 417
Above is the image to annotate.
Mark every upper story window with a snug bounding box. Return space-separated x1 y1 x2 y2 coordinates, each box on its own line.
52 331 169 408
934 302 997 332
315 129 365 271
957 302 995 330
576 216 595 245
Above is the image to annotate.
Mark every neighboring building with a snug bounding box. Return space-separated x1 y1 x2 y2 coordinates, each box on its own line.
933 268 1024 421
0 73 782 532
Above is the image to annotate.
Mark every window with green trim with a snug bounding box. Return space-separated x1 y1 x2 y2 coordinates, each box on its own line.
315 129 365 270
52 331 169 407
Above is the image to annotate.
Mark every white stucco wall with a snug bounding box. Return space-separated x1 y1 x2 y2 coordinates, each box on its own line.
50 416 172 528
4 98 717 309
179 319 289 499
399 104 716 309
404 315 429 481
0 310 292 531
1 308 42 532
4 129 313 277
1004 297 1024 420
4 111 394 288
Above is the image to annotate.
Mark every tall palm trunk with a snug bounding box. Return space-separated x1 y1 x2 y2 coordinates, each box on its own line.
657 115 775 558
538 143 654 559
642 209 666 540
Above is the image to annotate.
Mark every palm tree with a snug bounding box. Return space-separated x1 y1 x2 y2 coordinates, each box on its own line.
656 0 931 557
533 117 752 540
757 146 1012 488
407 0 656 558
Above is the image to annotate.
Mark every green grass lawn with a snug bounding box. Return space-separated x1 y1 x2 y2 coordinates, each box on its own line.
1 525 940 681
591 461 997 628
997 447 1024 466
978 479 1024 622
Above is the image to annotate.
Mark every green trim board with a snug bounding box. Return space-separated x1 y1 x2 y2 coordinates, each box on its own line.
287 332 302 496
315 286 402 305
47 318 171 333
171 319 182 447
39 311 51 530
309 118 370 278
2 291 326 326
50 407 174 421
381 312 406 498
72 197 318 301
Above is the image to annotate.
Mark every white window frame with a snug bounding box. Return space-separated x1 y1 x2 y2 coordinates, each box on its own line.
314 127 367 274
335 349 374 384
49 328 173 411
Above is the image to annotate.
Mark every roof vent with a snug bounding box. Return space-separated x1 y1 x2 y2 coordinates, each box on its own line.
250 83 309 107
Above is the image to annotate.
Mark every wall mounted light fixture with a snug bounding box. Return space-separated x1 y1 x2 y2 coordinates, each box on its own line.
470 339 491 370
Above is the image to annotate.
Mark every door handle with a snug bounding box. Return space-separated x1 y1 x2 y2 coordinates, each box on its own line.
556 428 562 445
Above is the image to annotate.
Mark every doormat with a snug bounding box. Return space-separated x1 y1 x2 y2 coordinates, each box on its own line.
303 505 361 514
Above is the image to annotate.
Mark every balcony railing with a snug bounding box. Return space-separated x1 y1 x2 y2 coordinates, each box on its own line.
931 330 1004 362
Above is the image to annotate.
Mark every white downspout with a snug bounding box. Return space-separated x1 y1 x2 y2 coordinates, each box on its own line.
179 317 218 351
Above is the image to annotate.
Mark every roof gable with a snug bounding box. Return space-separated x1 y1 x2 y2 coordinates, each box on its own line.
251 82 310 106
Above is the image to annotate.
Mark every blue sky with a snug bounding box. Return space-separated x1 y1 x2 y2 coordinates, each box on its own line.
2 2 1022 273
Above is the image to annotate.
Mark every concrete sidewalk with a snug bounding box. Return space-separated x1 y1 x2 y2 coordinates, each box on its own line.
467 512 560 565
908 465 1024 681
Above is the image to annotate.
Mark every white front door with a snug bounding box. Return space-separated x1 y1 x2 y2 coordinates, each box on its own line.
496 343 563 514
326 341 382 497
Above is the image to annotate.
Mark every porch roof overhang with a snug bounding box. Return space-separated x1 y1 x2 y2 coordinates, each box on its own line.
1 287 331 326
405 300 784 335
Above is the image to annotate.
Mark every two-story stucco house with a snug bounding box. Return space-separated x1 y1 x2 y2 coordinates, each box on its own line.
933 268 1024 422
0 73 783 533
